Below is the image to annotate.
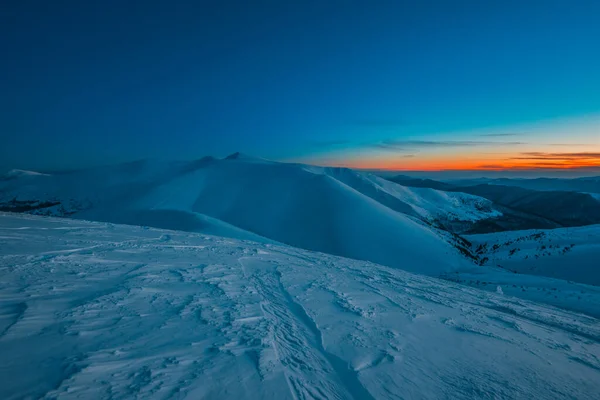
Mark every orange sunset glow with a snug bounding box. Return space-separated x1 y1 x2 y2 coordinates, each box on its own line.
295 114 600 172
337 152 600 171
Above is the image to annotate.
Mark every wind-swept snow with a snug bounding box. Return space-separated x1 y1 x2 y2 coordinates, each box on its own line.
1 213 600 399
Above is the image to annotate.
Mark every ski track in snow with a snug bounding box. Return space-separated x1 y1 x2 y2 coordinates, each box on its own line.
1 213 600 399
240 258 374 400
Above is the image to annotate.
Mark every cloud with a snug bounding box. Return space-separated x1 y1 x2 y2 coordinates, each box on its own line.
370 139 526 151
476 164 507 169
477 163 600 170
510 152 600 160
547 143 596 147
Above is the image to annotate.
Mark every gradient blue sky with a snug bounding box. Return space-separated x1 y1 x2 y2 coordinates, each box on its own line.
1 0 599 172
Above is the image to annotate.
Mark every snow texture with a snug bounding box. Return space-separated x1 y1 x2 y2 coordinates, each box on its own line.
1 213 600 399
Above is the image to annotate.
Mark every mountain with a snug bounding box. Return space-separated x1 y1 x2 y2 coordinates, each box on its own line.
451 176 600 194
466 224 600 286
457 184 600 227
387 175 457 191
372 167 600 180
0 169 50 180
1 213 600 400
4 157 600 317
386 175 600 232
0 155 501 276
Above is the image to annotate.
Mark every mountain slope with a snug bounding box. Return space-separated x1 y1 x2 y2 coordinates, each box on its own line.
0 156 502 275
132 158 468 275
387 175 600 231
466 224 600 286
455 176 600 193
457 184 600 227
328 169 499 226
1 213 600 399
387 175 457 191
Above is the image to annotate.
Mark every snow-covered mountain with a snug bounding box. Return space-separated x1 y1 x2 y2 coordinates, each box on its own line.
387 175 600 232
3 156 600 317
0 155 500 275
467 225 600 286
452 176 600 194
1 213 600 400
1 169 50 179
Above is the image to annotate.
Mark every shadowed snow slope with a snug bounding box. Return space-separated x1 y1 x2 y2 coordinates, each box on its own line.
137 158 466 275
0 156 500 275
1 213 599 399
467 225 600 286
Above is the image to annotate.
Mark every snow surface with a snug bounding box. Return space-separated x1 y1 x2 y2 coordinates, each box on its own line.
1 213 600 399
325 169 501 223
467 225 600 286
584 192 600 201
1 169 51 179
3 158 600 318
444 264 600 319
0 156 495 276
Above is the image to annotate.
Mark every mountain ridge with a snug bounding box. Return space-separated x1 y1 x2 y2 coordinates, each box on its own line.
0 156 498 275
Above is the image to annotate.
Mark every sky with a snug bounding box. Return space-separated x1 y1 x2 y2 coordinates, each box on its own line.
1 0 599 173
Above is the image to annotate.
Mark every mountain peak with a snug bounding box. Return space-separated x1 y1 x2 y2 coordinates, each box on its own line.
2 169 50 180
223 152 271 163
224 152 248 160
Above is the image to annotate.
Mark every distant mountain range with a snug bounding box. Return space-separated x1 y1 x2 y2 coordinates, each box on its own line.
449 176 600 193
387 175 600 232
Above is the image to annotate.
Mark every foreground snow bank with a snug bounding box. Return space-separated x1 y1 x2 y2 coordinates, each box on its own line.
1 213 599 399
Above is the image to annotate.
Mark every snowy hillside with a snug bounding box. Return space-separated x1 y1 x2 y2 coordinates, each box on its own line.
323 167 500 228
1 213 600 399
1 169 50 179
0 156 499 228
388 175 600 232
467 225 600 286
587 192 600 201
0 155 501 275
